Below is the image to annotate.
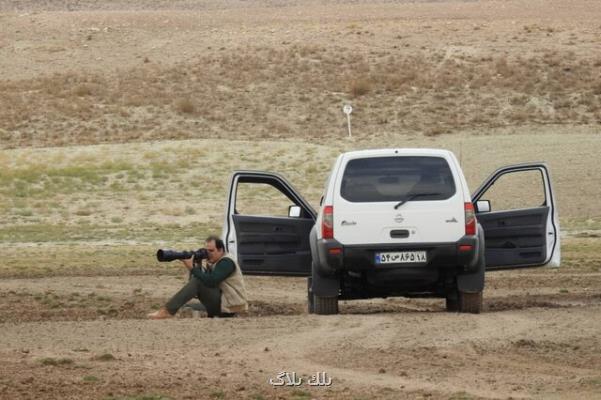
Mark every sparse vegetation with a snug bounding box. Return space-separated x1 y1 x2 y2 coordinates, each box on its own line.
174 98 196 114
209 390 225 399
582 377 601 387
83 375 99 382
0 3 600 400
349 78 371 97
2 48 600 149
73 84 93 97
449 392 476 400
93 353 117 361
104 396 171 400
39 357 74 366
289 389 312 400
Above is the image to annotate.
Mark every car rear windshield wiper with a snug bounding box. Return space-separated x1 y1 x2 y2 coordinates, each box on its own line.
394 193 442 209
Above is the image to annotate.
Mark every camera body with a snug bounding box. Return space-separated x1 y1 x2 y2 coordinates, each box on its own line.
156 248 208 262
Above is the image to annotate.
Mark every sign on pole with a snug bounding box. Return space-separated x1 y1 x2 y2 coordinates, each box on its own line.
343 104 353 138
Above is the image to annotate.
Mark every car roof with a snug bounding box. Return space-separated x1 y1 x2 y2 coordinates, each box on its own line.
341 148 454 159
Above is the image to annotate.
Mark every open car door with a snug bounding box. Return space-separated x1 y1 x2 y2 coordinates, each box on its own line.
222 171 316 276
472 163 560 271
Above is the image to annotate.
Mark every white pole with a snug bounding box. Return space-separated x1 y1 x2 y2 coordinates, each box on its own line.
347 113 352 138
343 104 353 138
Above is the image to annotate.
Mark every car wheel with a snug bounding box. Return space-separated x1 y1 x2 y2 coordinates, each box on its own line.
445 295 459 312
307 277 314 314
314 294 338 315
458 291 483 314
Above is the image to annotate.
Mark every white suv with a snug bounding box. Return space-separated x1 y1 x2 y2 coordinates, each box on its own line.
222 148 560 314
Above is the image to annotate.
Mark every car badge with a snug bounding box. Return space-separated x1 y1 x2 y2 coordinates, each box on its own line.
394 214 404 224
446 217 458 223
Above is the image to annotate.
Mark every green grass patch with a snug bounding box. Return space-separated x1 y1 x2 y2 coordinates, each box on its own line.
582 377 601 386
562 217 601 231
14 208 34 217
448 392 476 400
209 391 225 400
561 237 601 272
0 243 175 278
289 389 312 400
0 161 134 182
0 163 138 199
0 222 214 243
0 159 210 220
39 357 74 366
93 353 116 361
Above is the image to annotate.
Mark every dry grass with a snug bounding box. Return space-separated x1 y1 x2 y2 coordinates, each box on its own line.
1 132 600 262
349 78 372 97
173 98 196 114
1 47 600 149
73 84 93 97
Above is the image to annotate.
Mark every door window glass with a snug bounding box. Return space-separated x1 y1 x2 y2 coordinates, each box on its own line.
235 182 296 217
479 169 545 212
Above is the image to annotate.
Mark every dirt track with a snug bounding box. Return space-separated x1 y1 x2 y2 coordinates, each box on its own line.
1 267 601 400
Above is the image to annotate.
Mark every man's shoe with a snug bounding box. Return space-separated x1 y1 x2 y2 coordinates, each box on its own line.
147 307 173 320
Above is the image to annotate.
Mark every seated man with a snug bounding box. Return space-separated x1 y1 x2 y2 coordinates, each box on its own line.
148 235 248 319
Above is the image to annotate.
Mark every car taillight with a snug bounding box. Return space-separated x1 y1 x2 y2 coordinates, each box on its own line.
322 205 334 239
465 202 476 236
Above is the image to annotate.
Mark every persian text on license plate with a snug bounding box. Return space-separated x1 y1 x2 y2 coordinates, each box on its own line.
375 251 427 264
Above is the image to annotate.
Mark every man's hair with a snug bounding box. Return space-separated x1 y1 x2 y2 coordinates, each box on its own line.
205 235 225 251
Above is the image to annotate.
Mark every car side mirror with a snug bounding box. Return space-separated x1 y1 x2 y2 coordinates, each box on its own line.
288 205 301 218
476 200 491 213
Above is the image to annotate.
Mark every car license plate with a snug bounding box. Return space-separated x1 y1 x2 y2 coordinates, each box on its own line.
375 251 427 264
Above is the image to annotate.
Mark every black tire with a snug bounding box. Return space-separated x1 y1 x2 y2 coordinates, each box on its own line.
314 295 339 315
458 291 483 314
307 277 314 314
445 295 459 312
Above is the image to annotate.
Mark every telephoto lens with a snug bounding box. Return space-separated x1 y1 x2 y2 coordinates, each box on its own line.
155 249 207 262
156 249 195 262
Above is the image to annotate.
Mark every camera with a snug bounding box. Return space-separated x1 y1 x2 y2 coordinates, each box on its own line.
156 248 208 262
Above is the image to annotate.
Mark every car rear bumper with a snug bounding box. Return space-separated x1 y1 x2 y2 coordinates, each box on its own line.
315 236 479 277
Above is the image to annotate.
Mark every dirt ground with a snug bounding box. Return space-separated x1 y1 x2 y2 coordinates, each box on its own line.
1 0 601 399
1 266 601 400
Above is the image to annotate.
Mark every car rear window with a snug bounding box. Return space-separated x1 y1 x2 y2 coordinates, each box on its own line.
340 156 456 203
